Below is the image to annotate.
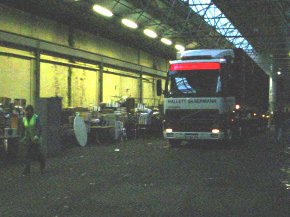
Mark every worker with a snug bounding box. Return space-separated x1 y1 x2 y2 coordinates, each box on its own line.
21 105 46 175
273 108 285 143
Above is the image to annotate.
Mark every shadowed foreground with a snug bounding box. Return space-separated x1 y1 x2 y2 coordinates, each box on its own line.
0 133 289 217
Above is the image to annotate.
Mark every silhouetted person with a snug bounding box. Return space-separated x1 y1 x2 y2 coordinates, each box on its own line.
21 105 46 175
273 108 285 143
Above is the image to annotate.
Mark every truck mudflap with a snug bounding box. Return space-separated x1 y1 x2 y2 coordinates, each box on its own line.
164 131 226 140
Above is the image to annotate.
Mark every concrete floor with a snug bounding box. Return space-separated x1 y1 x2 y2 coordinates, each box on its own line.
0 133 289 217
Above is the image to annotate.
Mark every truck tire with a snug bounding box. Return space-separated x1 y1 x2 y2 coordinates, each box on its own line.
168 139 181 147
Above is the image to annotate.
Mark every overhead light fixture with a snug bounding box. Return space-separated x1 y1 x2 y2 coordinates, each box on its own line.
277 71 281 75
121 18 138 29
92 4 113 17
161 38 172 45
175 44 185 51
144 29 157 38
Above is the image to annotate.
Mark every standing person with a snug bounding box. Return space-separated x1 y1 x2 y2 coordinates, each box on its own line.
21 105 46 175
273 108 285 143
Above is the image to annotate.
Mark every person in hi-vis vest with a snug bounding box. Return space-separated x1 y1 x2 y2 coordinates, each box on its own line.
21 105 46 175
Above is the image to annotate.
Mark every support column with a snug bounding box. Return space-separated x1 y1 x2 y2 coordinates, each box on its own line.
34 49 40 103
68 67 72 107
98 63 103 104
139 74 143 104
269 75 277 112
152 77 156 106
68 26 74 107
137 50 142 104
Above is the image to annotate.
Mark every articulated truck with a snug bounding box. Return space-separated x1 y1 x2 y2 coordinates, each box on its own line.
157 49 269 146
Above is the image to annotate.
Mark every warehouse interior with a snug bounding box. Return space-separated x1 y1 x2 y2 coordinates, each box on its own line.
0 0 289 151
0 1 290 216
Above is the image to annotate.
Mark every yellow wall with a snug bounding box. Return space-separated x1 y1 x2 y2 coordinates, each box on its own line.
74 30 139 64
103 73 120 103
0 5 68 46
0 4 168 71
155 58 169 71
0 5 168 106
142 76 166 106
31 17 69 46
103 73 138 103
139 51 153 68
0 54 34 104
142 76 154 106
40 62 68 107
120 76 138 99
71 68 98 107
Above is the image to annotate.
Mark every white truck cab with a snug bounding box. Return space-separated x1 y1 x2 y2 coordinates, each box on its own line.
157 49 241 146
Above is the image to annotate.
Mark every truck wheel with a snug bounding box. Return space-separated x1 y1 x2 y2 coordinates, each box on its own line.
168 139 181 147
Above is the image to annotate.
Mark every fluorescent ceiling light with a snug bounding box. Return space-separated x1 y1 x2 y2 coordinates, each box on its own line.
121 18 138 29
144 29 157 38
161 38 172 45
92 4 113 17
175 44 185 51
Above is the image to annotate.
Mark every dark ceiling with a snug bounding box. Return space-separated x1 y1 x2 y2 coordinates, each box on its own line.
0 0 289 74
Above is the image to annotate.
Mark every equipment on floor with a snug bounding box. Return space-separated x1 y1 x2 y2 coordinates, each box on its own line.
74 115 88 147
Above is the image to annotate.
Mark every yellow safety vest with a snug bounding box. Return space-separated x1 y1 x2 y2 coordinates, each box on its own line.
23 114 38 142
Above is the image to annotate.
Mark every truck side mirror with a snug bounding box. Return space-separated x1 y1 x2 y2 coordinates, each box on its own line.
156 79 162 96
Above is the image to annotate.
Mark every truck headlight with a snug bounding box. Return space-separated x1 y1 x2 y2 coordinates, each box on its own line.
165 128 173 133
211 129 220 134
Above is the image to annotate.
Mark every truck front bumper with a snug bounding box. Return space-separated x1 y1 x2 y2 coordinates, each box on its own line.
164 131 226 140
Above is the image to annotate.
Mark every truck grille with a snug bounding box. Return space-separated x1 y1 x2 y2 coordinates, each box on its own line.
168 120 215 132
165 109 219 132
165 109 219 119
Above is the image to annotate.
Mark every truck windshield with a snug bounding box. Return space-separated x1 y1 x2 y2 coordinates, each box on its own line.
166 70 221 97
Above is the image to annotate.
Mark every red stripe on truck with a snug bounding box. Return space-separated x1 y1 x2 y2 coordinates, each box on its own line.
170 62 220 71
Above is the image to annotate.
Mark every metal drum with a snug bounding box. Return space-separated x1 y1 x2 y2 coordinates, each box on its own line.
0 97 11 108
14 98 26 108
